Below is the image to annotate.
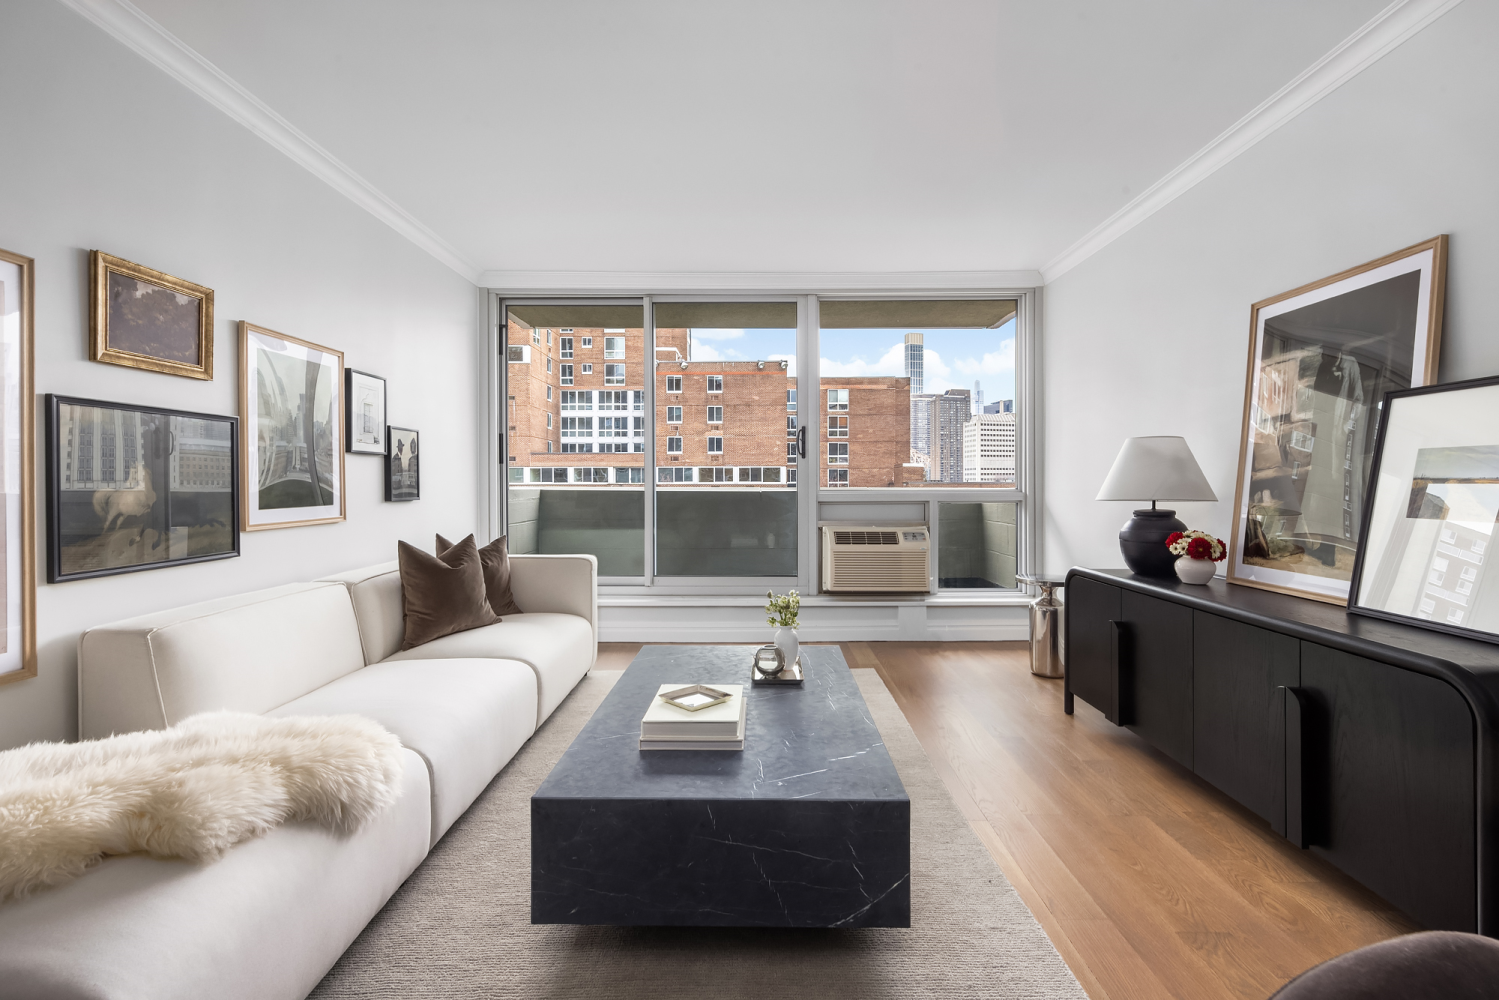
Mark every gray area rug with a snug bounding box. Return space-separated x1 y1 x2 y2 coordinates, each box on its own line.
311 663 1085 999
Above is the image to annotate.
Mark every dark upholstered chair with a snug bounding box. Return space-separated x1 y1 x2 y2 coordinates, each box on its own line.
1270 931 1499 999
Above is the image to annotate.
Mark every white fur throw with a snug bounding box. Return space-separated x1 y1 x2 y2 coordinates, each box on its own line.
0 712 404 901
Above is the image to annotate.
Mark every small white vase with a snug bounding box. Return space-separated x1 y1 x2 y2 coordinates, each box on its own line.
1174 557 1217 585
774 627 799 667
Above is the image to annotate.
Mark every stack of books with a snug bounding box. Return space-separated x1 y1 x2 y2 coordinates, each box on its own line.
639 683 746 751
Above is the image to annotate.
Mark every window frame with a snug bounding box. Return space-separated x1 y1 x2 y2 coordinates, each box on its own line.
706 405 723 424
706 435 723 455
706 375 723 394
666 406 682 424
666 375 682 393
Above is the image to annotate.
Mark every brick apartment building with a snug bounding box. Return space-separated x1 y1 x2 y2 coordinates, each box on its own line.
506 317 914 486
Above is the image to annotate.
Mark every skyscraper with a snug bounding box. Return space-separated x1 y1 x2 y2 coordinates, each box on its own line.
973 380 984 415
903 333 924 395
934 388 972 483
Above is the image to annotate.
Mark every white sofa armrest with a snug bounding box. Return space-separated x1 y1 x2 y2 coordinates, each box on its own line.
508 554 598 655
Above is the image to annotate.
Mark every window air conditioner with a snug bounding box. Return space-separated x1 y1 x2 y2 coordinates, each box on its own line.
820 525 931 593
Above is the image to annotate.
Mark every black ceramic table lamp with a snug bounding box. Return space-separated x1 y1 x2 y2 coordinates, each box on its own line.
1095 436 1217 578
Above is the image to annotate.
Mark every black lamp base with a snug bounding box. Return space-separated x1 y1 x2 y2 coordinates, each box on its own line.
1119 508 1186 578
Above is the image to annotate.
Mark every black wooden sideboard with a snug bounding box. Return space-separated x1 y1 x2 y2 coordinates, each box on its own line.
1064 567 1499 935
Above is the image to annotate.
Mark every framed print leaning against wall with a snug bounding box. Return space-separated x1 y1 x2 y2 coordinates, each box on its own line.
240 322 345 530
1228 236 1448 604
0 249 35 684
1349 375 1499 644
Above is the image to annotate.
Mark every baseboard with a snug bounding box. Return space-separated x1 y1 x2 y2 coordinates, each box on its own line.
598 601 1030 643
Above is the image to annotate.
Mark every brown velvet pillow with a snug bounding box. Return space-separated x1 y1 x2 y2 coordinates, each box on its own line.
398 535 499 650
436 533 523 617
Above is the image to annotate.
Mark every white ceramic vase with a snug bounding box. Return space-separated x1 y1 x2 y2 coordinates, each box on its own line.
1174 557 1217 585
774 627 799 667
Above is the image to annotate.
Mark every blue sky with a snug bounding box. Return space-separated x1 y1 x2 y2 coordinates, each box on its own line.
687 317 1017 402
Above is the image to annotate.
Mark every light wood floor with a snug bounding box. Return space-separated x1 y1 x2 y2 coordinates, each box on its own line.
596 641 1416 998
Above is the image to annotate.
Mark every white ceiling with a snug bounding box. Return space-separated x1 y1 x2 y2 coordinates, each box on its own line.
121 0 1396 280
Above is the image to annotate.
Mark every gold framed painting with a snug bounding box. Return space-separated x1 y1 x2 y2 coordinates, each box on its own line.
90 251 214 380
240 322 345 530
1228 236 1448 604
0 248 37 685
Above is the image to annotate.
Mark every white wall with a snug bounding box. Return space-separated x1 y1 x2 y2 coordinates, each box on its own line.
1041 0 1499 577
0 0 479 749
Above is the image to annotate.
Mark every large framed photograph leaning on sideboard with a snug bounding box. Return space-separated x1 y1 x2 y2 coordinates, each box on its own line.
1349 375 1499 644
45 395 239 583
1227 236 1448 605
0 249 36 684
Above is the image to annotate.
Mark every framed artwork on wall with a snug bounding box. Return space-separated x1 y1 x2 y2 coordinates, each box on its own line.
45 395 238 583
90 251 214 380
387 427 419 501
240 322 345 530
1227 236 1448 605
0 249 36 684
345 369 387 454
1349 375 1499 644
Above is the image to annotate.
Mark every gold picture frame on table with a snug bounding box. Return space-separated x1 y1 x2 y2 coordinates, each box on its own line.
1227 236 1448 605
0 248 37 685
240 321 346 530
90 251 214 380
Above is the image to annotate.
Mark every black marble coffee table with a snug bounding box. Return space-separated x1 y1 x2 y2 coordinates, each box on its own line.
531 645 911 927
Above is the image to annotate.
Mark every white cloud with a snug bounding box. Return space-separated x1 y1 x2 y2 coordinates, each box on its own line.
818 341 905 378
952 339 1014 377
690 328 745 341
692 342 729 362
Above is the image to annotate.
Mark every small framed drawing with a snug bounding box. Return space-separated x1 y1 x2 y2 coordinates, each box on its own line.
387 427 419 501
45 395 238 583
345 369 386 454
0 249 36 684
1349 375 1499 644
1227 236 1448 604
240 322 345 530
90 251 214 380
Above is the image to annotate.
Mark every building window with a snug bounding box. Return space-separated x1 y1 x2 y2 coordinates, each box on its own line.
633 390 644 410
560 364 573 385
546 412 552 429
786 441 797 465
828 442 848 464
615 467 643 484
666 375 682 393
507 345 530 363
560 337 573 359
787 389 796 411
546 385 553 401
604 364 625 385
707 436 723 454
667 436 682 454
560 442 593 454
561 390 592 410
827 415 848 438
581 336 592 348
546 330 552 346
828 468 849 487
561 416 592 438
599 391 629 410
827 389 848 411
788 469 797 486
706 375 723 393
604 336 625 359
582 363 593 374
667 406 682 423
699 466 732 483
532 329 540 346
546 357 552 374
599 416 630 438
633 416 645 437
659 466 693 483
706 406 723 424
561 328 573 334
546 440 553 453
786 416 797 437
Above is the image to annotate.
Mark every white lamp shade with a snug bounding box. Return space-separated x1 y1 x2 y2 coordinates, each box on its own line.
1095 436 1217 503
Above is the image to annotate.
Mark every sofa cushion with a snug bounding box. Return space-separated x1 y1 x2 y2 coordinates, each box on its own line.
79 582 366 739
437 532 523 616
268 658 537 844
318 562 402 665
396 536 498 650
382 613 592 726
0 746 430 1000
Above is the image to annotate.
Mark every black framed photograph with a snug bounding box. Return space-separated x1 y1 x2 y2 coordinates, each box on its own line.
387 426 419 501
46 395 239 582
346 368 386 454
1348 374 1499 644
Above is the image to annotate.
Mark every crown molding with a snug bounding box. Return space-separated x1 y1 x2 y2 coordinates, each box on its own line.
1040 0 1464 285
478 270 1044 295
56 0 483 284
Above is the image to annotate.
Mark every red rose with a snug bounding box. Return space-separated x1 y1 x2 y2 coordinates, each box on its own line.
1165 532 1183 547
1213 537 1227 562
1186 536 1213 560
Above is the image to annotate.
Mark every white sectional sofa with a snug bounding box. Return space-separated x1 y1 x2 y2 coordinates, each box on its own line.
0 552 596 1000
